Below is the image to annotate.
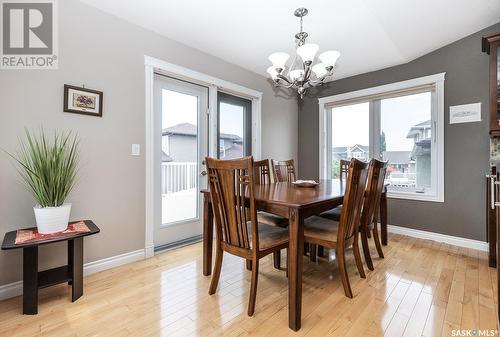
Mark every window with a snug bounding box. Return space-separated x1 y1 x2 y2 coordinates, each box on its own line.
217 92 252 159
319 73 445 202
330 102 369 177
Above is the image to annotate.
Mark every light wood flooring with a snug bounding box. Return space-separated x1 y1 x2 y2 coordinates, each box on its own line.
0 233 498 337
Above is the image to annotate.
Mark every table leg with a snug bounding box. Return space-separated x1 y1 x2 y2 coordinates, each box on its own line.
288 208 304 331
203 193 214 276
68 240 73 285
380 191 388 246
23 246 38 315
70 237 83 302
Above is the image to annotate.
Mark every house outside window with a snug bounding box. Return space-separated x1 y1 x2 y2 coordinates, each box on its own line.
319 73 445 202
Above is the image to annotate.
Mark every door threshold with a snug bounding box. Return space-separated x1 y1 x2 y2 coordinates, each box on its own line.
154 235 203 254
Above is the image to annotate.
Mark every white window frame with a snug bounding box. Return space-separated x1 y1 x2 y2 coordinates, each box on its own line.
144 55 263 258
318 72 445 203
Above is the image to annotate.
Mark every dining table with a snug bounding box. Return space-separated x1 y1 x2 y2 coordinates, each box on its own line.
200 179 388 331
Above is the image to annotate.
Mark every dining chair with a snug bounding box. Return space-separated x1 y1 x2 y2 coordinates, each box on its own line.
358 159 387 271
339 159 350 183
303 158 369 298
271 159 296 183
319 159 351 222
206 156 289 316
254 159 288 269
254 159 287 227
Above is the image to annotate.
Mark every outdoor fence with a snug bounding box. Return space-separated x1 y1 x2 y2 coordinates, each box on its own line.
161 162 197 194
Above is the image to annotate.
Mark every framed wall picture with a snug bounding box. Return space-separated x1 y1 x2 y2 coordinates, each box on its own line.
63 85 103 117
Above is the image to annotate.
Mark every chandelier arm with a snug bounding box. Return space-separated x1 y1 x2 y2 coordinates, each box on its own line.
276 73 294 85
276 80 299 89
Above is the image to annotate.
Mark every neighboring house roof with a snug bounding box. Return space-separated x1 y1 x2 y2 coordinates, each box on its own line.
382 151 411 164
220 143 244 159
163 123 242 142
332 144 369 154
406 120 431 139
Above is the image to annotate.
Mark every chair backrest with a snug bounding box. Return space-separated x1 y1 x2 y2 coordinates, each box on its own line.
360 159 388 228
253 159 272 184
337 159 369 245
271 159 296 182
206 156 258 252
339 159 350 182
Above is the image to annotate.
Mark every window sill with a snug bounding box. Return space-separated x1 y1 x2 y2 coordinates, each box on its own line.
386 191 444 203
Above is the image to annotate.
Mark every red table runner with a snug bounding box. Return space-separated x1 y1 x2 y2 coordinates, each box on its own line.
15 221 90 245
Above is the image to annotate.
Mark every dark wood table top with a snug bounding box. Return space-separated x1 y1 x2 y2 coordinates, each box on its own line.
202 179 347 208
1 220 100 250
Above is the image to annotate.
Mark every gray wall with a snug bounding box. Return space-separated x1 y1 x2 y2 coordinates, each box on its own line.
0 0 297 286
299 22 500 241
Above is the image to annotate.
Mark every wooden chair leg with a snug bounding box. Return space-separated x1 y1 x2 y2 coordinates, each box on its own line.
337 247 353 298
309 244 317 262
209 244 224 295
317 245 325 257
248 259 259 316
360 226 374 271
246 259 252 271
353 236 366 279
372 223 384 258
303 243 309 256
273 251 281 269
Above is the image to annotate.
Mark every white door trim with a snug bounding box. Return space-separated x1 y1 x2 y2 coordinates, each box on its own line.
144 55 263 258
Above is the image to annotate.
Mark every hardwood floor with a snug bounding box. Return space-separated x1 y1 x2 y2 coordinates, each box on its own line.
0 233 497 337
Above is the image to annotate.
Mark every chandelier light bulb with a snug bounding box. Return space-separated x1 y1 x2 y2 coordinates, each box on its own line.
289 69 304 82
268 52 290 72
312 63 327 78
318 50 340 68
296 43 319 64
266 66 279 80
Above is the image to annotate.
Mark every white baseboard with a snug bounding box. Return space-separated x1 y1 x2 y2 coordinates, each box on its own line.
83 249 145 276
387 224 488 251
0 248 145 301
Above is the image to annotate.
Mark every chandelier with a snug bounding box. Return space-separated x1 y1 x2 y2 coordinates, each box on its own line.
267 8 340 98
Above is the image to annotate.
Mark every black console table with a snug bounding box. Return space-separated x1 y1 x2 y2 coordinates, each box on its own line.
1 220 100 314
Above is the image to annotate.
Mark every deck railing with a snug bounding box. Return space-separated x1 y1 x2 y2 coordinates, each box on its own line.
161 162 197 194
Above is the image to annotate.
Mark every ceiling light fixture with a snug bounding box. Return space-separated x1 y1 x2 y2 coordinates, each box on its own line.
267 8 340 98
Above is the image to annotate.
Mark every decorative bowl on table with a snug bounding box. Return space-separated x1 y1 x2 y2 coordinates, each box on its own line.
292 180 319 188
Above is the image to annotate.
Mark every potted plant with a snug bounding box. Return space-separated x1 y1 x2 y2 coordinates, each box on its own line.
8 129 79 234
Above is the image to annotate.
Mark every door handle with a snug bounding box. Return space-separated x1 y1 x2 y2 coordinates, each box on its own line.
201 171 207 176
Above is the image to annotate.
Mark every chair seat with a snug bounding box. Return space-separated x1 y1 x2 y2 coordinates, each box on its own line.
257 211 288 227
319 206 342 221
247 222 289 251
304 216 339 248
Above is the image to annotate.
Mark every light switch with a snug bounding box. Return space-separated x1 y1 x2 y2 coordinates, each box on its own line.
131 144 140 156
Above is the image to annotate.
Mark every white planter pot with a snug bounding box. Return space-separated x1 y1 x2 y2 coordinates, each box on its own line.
33 203 71 234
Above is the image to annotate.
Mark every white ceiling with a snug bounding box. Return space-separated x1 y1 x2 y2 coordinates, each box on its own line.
80 0 500 80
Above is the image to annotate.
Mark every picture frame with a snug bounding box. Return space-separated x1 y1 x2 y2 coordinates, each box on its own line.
63 84 103 117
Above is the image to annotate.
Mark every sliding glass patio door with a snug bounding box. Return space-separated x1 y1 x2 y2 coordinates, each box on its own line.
153 74 208 248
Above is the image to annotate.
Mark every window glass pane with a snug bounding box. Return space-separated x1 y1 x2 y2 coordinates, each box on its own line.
161 89 198 224
219 102 244 159
380 92 432 193
331 102 369 178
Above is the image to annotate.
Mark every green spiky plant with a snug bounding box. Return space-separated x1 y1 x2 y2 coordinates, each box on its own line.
8 129 79 208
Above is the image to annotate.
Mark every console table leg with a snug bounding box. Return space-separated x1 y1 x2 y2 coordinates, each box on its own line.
68 240 73 285
23 246 38 315
71 237 83 302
